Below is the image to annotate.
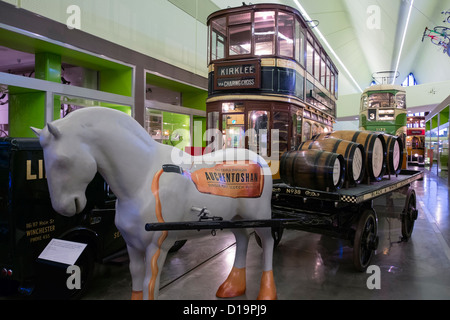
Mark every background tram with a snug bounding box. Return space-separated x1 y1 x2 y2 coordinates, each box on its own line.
406 115 426 166
359 84 407 137
205 4 338 178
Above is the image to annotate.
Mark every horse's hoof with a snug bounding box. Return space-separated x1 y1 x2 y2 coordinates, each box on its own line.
131 290 143 300
216 267 246 298
256 270 277 300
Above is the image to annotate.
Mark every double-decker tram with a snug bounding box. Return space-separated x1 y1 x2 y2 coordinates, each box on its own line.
206 3 338 179
359 84 407 137
406 115 426 166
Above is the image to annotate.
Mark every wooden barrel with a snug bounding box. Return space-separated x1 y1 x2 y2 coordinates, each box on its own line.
380 133 403 175
313 130 386 182
298 137 365 185
280 150 345 191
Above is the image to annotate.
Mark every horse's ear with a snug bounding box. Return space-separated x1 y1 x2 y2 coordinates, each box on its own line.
47 123 61 139
30 127 42 137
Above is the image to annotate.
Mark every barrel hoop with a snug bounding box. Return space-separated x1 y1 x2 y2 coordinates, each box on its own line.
351 131 361 143
323 151 335 186
343 142 353 161
331 139 342 153
298 141 306 150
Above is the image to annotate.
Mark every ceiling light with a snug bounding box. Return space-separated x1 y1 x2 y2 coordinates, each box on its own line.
392 0 415 85
293 0 363 93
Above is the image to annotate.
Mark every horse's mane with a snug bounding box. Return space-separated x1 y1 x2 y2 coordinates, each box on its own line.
61 107 152 146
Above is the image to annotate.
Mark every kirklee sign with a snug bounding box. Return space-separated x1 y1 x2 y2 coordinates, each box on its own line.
214 60 261 90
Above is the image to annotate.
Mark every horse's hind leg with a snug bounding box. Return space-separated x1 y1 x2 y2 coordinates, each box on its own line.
254 227 277 300
127 246 146 300
216 229 249 298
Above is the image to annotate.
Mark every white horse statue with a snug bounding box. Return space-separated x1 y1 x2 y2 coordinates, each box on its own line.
31 107 276 300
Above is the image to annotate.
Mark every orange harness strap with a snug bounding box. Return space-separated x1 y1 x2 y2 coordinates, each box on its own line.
148 169 168 300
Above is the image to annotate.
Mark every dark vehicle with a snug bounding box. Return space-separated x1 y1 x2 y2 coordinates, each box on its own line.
0 138 126 298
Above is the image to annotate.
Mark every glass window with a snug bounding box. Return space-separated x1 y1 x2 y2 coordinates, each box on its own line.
326 66 331 91
303 121 311 141
306 42 314 74
369 93 394 108
320 58 326 86
273 111 289 155
277 12 294 57
254 11 275 55
248 110 269 156
314 50 320 79
223 113 245 148
229 24 252 55
396 93 406 109
291 107 302 150
211 17 226 61
295 20 305 66
208 111 219 130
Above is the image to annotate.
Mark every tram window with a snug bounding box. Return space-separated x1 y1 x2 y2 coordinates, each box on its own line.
306 42 314 74
254 11 275 55
222 102 244 113
320 58 326 86
291 109 302 150
303 121 311 141
396 93 406 109
330 73 335 96
229 24 252 55
211 17 226 60
295 20 305 66
278 12 294 57
326 66 331 91
208 111 219 130
312 123 321 137
273 111 289 154
248 111 269 156
361 94 368 112
223 114 245 148
369 93 393 108
314 50 320 80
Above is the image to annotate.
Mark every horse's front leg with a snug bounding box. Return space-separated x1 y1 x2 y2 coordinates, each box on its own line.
216 229 249 298
127 245 146 300
143 231 174 300
254 227 277 300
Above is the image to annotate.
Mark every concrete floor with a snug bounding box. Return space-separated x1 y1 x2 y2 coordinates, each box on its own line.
81 168 450 300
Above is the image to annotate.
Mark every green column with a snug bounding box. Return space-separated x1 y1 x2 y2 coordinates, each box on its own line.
9 52 61 137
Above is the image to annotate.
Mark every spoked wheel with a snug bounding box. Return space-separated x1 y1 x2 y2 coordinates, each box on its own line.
353 209 379 272
402 190 418 241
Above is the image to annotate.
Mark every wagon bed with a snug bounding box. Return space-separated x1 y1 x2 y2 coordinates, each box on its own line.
146 170 423 271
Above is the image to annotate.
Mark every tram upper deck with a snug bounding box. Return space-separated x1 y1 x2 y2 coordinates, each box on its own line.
205 4 339 155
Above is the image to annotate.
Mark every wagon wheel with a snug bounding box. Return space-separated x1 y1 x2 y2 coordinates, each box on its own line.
254 227 284 248
353 209 379 272
401 190 418 241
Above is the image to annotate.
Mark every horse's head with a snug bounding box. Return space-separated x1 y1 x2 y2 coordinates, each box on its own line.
31 123 97 217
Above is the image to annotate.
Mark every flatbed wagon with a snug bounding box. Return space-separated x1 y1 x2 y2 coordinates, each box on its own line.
146 169 423 271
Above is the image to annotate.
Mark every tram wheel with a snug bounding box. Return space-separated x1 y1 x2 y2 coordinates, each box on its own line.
401 190 417 241
254 227 284 248
353 209 378 272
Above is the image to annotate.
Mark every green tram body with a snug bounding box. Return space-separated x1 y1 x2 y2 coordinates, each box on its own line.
359 84 407 138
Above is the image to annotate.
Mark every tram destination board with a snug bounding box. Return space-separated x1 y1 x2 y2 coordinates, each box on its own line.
214 59 261 90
